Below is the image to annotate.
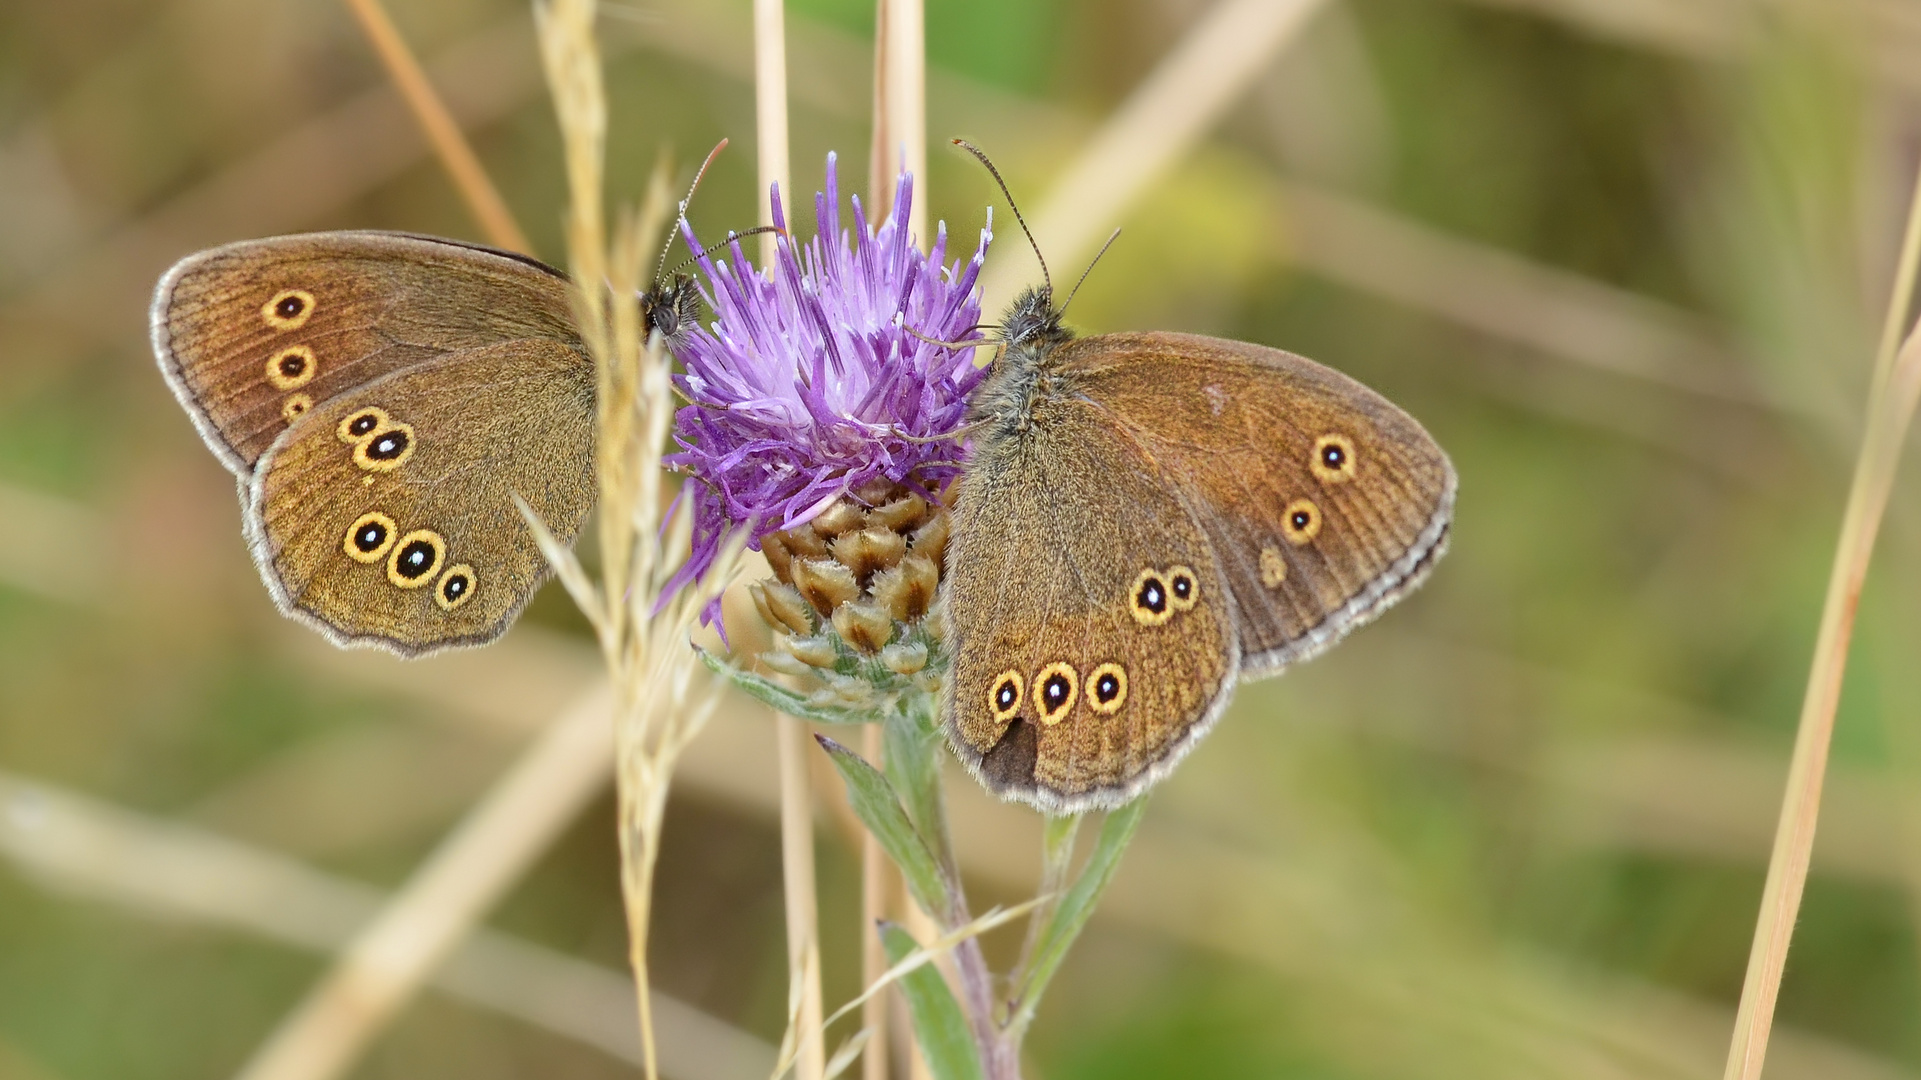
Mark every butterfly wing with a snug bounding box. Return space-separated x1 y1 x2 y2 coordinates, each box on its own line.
152 231 576 476
1059 331 1456 676
943 395 1237 813
244 339 595 656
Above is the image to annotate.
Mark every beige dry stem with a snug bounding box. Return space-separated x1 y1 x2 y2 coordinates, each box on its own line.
535 4 748 1079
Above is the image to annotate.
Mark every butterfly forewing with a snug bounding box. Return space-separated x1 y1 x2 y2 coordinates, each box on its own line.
245 340 595 655
1060 331 1456 675
943 395 1236 812
153 232 577 475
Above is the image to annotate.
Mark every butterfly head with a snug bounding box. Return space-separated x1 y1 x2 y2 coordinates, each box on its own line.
642 271 701 350
998 285 1072 358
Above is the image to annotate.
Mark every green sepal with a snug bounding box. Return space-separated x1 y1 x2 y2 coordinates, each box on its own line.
695 647 881 725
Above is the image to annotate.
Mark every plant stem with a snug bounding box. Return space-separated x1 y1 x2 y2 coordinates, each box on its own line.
339 0 531 253
1721 160 1921 1079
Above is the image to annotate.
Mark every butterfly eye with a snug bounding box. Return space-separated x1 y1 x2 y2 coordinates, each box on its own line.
1310 434 1358 483
988 670 1025 722
435 564 477 611
338 408 389 444
1127 569 1174 627
343 511 397 562
266 345 317 390
386 529 446 588
1166 565 1199 610
1259 544 1288 587
1087 662 1128 715
1032 662 1079 725
281 394 314 423
262 289 316 330
352 422 415 472
1282 499 1322 545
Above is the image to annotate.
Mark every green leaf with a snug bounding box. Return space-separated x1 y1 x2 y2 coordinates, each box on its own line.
1010 797 1148 1032
694 648 880 725
883 699 953 872
816 735 954 920
879 922 986 1080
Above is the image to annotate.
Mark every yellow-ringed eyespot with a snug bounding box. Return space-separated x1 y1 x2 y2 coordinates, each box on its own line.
265 345 317 390
1127 568 1174 627
343 511 398 562
1087 662 1128 715
281 393 314 423
1281 498 1322 545
1033 662 1079 725
352 422 415 472
386 529 446 588
262 289 316 330
1310 433 1357 483
1166 565 1199 610
338 407 389 444
988 670 1024 722
1259 544 1287 588
435 564 477 611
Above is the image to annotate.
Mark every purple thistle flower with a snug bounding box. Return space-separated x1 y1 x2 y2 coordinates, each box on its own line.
664 154 993 605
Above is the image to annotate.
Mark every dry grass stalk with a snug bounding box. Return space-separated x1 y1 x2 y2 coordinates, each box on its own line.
1721 162 1921 1080
534 3 748 1077
339 0 532 254
753 2 828 1077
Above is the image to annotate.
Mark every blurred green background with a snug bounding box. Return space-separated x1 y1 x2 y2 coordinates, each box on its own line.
3 0 1920 1077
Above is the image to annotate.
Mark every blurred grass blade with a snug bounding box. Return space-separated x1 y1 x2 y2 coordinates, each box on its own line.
879 921 985 1080
821 1028 873 1080
1009 798 1147 1033
815 735 950 919
513 493 605 634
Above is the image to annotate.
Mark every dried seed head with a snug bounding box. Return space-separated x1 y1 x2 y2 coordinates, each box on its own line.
811 499 866 537
831 527 907 583
750 581 815 636
782 634 840 668
866 493 928 532
913 671 943 694
783 525 829 560
871 554 939 623
879 641 928 675
909 511 950 571
791 558 860 615
761 650 813 678
761 533 794 582
831 600 895 654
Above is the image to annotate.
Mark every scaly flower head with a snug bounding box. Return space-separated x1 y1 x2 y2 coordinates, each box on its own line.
665 153 991 598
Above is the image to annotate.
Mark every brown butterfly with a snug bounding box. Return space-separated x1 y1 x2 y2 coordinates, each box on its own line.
151 230 700 656
941 145 1456 813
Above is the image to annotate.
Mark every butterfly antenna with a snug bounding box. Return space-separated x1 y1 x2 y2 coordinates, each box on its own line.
654 138 731 287
1058 227 1121 318
665 226 787 279
952 139 1050 298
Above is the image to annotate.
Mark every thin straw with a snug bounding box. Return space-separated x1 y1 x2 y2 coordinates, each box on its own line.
340 0 532 253
1721 161 1921 1080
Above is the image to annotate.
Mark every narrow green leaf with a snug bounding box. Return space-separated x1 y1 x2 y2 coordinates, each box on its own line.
883 700 953 872
879 922 986 1080
816 735 953 919
694 648 880 725
1010 797 1148 1032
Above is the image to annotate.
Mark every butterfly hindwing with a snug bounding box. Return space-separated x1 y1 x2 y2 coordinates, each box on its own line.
1059 331 1456 676
943 392 1237 812
245 339 595 655
152 231 577 476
